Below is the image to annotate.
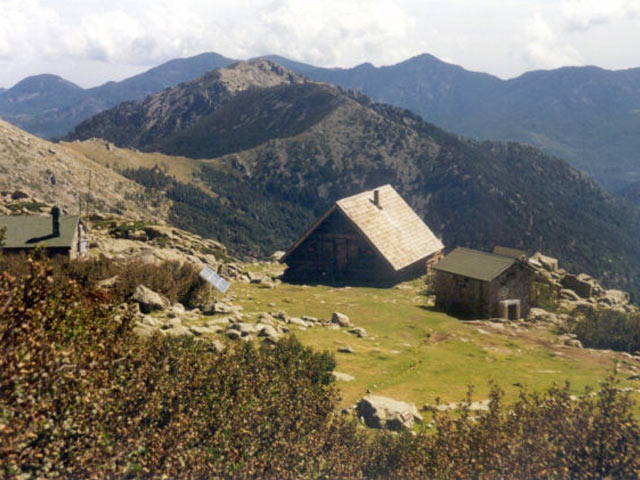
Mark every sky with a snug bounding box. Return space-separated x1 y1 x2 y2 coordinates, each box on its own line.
1 0 640 89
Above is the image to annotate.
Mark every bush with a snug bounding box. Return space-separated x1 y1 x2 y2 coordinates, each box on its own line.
567 306 640 353
382 381 640 479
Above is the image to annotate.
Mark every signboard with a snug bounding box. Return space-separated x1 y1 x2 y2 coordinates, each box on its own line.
199 266 230 294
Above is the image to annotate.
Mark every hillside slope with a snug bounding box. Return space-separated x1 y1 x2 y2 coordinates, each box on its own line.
271 54 640 191
0 118 169 220
62 60 640 297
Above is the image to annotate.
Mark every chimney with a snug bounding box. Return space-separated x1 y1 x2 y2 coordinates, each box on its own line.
373 189 380 208
51 206 60 237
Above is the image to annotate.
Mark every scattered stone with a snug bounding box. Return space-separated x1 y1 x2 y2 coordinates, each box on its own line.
431 400 491 412
288 317 310 328
226 329 242 340
164 326 191 337
189 325 215 337
356 395 422 431
274 311 288 321
229 322 259 336
332 312 353 327
213 302 234 314
206 317 232 328
333 371 355 382
207 339 225 353
338 345 355 354
565 338 584 348
257 325 280 341
167 317 182 328
302 315 319 323
133 324 154 337
131 284 170 313
348 327 368 338
171 303 186 315
140 315 163 328
97 275 118 288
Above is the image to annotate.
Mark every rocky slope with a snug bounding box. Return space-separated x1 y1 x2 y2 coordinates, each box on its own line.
0 117 170 219
65 59 307 150
60 61 640 298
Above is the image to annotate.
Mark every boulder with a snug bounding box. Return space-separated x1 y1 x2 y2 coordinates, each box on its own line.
226 329 242 340
527 308 558 325
270 250 286 261
163 325 192 337
332 312 353 327
559 289 581 302
132 285 170 313
288 317 310 328
333 371 355 382
561 274 593 299
189 325 216 337
140 315 163 328
356 395 423 431
600 289 630 308
348 327 368 338
207 339 225 353
229 322 259 336
247 271 267 284
97 275 119 288
257 325 280 341
338 345 354 354
565 338 584 348
133 324 155 337
530 252 558 272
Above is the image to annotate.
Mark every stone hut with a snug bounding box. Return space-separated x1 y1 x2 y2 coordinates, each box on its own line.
433 247 533 319
0 207 88 259
281 185 444 285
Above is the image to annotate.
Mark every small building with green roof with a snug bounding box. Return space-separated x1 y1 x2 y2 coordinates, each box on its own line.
0 207 88 259
433 247 532 320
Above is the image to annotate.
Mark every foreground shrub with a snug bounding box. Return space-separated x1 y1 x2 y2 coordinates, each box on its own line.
1 256 639 478
382 381 640 479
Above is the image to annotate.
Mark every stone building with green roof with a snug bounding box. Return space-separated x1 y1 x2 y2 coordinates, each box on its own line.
0 207 88 259
433 247 532 320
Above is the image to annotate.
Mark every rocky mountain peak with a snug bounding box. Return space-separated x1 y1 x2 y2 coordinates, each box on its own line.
215 58 306 94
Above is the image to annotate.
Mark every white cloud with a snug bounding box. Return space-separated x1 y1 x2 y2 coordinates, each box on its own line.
522 13 582 70
239 0 421 67
562 0 640 31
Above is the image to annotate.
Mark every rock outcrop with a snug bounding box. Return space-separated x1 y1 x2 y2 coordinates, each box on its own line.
356 395 422 431
528 252 637 314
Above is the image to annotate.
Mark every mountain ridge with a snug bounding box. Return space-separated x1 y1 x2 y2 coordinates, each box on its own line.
4 52 640 190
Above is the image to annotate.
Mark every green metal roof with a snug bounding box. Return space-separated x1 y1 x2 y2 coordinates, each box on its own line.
433 247 517 282
0 215 80 250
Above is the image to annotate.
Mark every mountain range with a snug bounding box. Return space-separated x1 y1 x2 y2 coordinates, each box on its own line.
3 52 640 191
62 59 640 299
0 53 235 139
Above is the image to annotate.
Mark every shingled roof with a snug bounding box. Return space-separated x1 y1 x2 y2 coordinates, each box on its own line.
0 215 81 250
433 247 517 282
283 185 443 271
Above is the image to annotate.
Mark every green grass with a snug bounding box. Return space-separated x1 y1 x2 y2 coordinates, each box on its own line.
210 267 640 411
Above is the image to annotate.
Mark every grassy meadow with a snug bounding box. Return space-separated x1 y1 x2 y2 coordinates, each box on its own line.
187 263 640 412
